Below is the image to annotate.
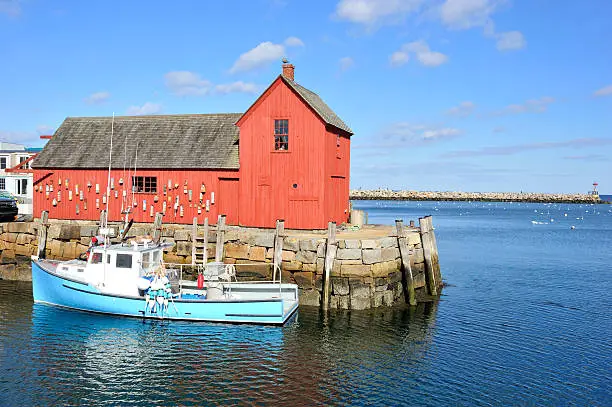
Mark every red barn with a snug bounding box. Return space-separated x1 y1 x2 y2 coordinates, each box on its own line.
32 63 353 229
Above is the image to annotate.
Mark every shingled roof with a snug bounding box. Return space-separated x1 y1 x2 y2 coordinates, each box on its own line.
281 76 353 134
32 113 242 170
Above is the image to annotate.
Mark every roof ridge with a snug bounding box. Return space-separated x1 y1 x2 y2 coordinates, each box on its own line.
65 113 243 120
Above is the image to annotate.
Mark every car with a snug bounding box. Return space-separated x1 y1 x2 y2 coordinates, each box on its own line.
0 191 19 221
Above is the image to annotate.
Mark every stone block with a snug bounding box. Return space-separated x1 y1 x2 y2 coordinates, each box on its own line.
80 226 98 237
76 243 89 256
316 243 326 258
80 237 91 245
47 225 61 240
63 242 78 259
388 271 402 284
372 291 385 308
379 237 397 248
381 247 400 262
224 243 250 260
340 259 362 265
0 239 5 249
162 228 175 237
316 258 324 274
331 260 341 276
16 234 34 245
406 232 421 246
176 241 191 256
330 294 350 309
345 239 361 249
314 274 323 291
5 233 18 243
350 297 371 310
361 239 379 249
251 233 275 248
299 239 320 252
372 260 400 277
336 248 361 260
174 229 190 241
383 291 395 306
235 260 271 280
362 248 382 264
49 240 63 258
299 289 320 307
59 225 81 241
248 246 266 262
0 249 16 263
411 248 425 264
163 253 184 264
332 277 349 295
341 264 371 277
295 250 316 264
302 263 316 272
293 271 314 288
412 262 425 274
281 250 295 262
349 279 371 299
6 222 30 233
414 271 426 289
375 284 388 292
265 248 274 259
15 244 30 256
0 264 16 279
283 237 299 252
282 260 302 271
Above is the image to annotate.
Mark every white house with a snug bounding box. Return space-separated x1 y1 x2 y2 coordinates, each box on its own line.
0 142 41 215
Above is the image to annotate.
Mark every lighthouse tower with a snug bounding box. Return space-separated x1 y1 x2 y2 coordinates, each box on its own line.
592 182 599 196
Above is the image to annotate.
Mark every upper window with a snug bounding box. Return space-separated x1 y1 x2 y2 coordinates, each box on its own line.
0 157 6 169
274 119 289 151
132 176 157 193
116 254 133 269
17 179 27 195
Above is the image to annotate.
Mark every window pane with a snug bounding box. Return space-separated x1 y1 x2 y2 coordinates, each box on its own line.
116 254 133 269
0 158 6 169
91 253 103 264
0 178 5 190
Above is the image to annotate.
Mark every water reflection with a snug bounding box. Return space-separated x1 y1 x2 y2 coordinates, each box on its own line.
1 281 440 406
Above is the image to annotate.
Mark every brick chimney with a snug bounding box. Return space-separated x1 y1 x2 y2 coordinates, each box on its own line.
282 58 295 81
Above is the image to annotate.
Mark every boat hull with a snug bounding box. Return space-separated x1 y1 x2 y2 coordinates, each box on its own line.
32 261 298 325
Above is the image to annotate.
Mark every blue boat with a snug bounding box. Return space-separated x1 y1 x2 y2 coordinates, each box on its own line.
31 240 299 325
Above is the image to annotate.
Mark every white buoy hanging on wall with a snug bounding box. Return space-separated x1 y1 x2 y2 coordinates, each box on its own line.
58 178 62 186
197 206 202 215
188 190 193 201
65 179 69 189
84 199 87 210
123 190 127 197
52 198 57 206
75 184 79 194
95 184 100 194
205 200 210 212
50 185 54 192
110 178 115 190
69 190 73 201
179 205 184 217
150 206 154 217
115 190 118 199
76 204 80 215
96 199 100 209
168 179 172 190
80 190 84 201
143 200 147 211
162 201 167 214
57 191 61 202
102 195 107 204
211 192 215 205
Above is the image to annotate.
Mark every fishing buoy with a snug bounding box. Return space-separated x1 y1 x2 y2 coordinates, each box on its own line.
197 206 202 215
79 190 84 201
83 200 87 210
110 178 114 189
114 190 118 199
95 184 100 194
65 179 69 189
571 225 575 229
57 191 61 202
52 198 57 206
211 192 215 205
76 204 80 215
179 205 184 217
69 190 73 201
50 185 54 192
162 201 167 214
75 185 79 194
143 199 147 211
123 190 127 197
201 183 206 193
96 199 100 209
102 195 107 204
205 200 210 212
154 195 159 202
188 190 192 201
150 206 154 217
119 178 124 185
58 177 62 185
197 273 204 289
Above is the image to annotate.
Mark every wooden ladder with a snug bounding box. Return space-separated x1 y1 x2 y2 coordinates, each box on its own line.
191 217 209 266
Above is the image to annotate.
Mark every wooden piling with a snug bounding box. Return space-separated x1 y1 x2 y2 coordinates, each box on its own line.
98 210 107 232
191 217 198 266
425 215 442 284
322 221 337 310
396 219 416 306
215 214 226 263
152 213 163 243
272 220 285 282
202 217 209 265
419 216 438 296
37 211 49 259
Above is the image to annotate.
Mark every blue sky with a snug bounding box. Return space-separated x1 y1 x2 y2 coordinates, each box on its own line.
1 0 610 194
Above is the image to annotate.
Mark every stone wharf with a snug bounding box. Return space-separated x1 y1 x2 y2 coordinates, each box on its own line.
0 216 442 310
31 61 353 230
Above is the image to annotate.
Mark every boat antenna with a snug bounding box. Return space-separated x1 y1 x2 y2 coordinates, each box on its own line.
131 141 139 209
105 112 114 230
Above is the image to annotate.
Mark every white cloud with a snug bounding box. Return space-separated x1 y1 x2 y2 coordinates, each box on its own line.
380 122 461 144
593 85 612 97
0 130 39 145
229 41 286 74
334 0 423 26
0 0 21 17
495 96 555 115
36 125 55 135
84 91 111 105
125 102 162 116
440 0 500 29
447 101 475 117
495 30 526 50
164 71 211 96
390 51 410 67
391 40 448 67
339 56 354 71
284 36 304 47
214 81 259 94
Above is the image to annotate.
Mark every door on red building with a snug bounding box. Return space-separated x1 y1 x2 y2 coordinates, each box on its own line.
218 178 240 225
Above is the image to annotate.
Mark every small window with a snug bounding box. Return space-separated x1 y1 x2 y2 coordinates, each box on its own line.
17 179 27 195
142 252 151 268
274 119 289 151
77 268 84 273
132 176 157 193
116 254 133 269
0 157 6 169
91 253 103 264
0 178 5 190
107 254 111 264
152 250 161 265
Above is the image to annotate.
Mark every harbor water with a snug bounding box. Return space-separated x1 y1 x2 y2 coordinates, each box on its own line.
1 201 611 406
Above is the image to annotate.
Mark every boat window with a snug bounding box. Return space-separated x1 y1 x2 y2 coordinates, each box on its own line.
152 250 161 265
116 254 133 269
77 268 84 273
91 253 103 264
107 254 111 264
142 252 151 268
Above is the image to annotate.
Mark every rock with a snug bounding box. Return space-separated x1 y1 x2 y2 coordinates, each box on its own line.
15 245 30 256
299 289 320 307
174 229 190 241
349 279 371 299
302 263 316 272
331 260 341 276
414 271 426 289
412 262 425 274
265 248 274 259
336 248 361 260
0 249 16 264
224 243 250 260
281 260 302 271
362 249 382 264
283 237 299 252
176 241 191 256
388 271 402 284
281 250 295 262
314 274 323 291
49 240 63 258
295 250 316 264
330 295 350 309
381 247 400 262
372 260 400 277
379 237 397 248
406 232 421 246
235 260 271 280
6 222 30 234
383 291 395 306
16 234 34 245
63 242 78 259
248 246 266 262
341 264 371 277
316 258 324 274
59 225 81 240
411 248 425 264
293 271 314 288
163 253 185 264
372 291 385 308
162 228 175 237
250 233 275 248
332 277 349 295
316 243 326 258
80 226 98 237
5 233 18 243
299 239 318 252
361 239 380 249
350 297 371 310
0 264 16 279
47 225 61 239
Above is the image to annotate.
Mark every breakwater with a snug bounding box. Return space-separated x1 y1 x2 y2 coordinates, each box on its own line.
350 189 602 203
0 216 442 310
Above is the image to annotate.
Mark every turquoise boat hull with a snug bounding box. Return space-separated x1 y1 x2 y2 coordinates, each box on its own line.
32 260 298 325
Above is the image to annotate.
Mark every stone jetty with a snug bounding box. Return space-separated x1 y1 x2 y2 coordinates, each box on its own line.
350 189 602 204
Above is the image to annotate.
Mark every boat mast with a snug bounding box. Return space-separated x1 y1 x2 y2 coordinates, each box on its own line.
105 112 114 232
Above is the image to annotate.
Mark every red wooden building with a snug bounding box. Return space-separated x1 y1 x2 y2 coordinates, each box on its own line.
32 63 353 229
